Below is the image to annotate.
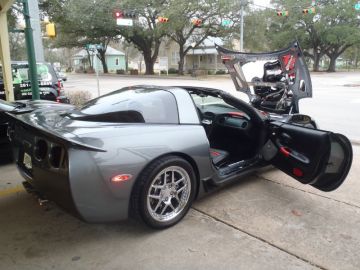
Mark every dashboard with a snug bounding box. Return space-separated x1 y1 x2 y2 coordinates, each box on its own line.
197 103 251 133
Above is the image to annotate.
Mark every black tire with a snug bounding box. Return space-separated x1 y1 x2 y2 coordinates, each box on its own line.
131 155 196 229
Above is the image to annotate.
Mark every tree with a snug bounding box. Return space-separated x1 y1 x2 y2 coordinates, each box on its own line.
166 0 239 75
40 0 120 73
114 0 170 75
244 8 273 52
269 0 360 72
321 0 360 72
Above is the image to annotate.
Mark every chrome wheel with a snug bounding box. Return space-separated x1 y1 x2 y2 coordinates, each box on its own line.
146 166 191 222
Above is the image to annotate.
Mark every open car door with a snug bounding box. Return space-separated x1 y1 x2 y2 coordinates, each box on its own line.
262 121 353 191
216 41 312 114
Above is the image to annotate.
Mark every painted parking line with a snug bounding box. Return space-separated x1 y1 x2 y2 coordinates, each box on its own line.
0 185 24 198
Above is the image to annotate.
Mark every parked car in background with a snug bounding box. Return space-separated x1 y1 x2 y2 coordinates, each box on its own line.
0 62 68 102
56 70 67 81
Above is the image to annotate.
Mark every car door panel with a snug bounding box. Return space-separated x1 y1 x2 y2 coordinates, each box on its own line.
264 121 352 191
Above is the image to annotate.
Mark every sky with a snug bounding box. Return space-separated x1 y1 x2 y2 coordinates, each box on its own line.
252 0 272 8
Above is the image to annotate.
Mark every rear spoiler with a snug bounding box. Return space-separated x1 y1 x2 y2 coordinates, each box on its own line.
7 113 106 152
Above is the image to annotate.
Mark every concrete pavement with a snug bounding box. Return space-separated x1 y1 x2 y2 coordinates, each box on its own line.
0 145 359 269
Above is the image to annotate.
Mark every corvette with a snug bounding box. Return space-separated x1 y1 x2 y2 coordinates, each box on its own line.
0 42 353 228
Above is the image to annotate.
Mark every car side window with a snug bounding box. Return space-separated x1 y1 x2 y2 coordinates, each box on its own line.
80 88 179 124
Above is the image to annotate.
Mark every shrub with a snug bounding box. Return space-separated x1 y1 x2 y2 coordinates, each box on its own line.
168 68 178 74
208 70 215 75
116 69 125 74
215 70 226 75
160 70 167 74
67 90 92 108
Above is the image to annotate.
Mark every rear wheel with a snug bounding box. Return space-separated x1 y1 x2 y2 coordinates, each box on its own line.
132 156 196 229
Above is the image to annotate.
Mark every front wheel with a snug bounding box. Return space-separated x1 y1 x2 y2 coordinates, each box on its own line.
132 156 196 229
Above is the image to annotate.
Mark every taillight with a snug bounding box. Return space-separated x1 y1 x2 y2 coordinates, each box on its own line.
57 79 62 96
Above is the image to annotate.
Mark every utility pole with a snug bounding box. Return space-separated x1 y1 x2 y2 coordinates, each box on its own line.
23 0 40 100
28 0 45 62
240 0 247 52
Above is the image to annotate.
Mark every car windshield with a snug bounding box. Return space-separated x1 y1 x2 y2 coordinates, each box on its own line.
191 93 236 110
12 63 55 82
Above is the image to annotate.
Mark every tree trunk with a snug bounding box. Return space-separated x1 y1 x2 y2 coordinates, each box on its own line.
86 50 93 69
178 43 185 75
98 50 108 73
143 49 155 75
327 55 337 72
313 52 321 72
178 53 185 75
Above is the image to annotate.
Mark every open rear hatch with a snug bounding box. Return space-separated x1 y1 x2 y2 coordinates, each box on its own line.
216 41 312 114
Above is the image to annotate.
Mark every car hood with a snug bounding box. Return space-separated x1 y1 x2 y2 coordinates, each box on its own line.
216 41 312 113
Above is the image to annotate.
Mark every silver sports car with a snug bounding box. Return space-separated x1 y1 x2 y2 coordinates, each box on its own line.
0 42 353 229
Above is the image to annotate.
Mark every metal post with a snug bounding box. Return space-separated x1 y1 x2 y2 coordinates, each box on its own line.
240 1 244 52
23 0 40 100
93 51 100 97
28 0 45 62
192 48 195 77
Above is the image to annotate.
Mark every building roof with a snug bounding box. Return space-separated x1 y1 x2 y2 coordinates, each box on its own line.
186 37 224 48
73 46 125 58
192 48 218 55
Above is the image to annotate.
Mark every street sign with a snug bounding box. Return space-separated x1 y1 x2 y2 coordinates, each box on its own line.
116 18 133 26
221 19 232 27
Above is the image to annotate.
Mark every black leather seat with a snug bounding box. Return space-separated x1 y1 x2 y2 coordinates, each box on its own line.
210 148 229 166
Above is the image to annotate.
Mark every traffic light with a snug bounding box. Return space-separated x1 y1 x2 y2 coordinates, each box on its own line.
276 10 289 16
192 18 202 27
303 7 316 14
157 17 169 23
46 23 56 38
123 10 137 19
113 9 123 19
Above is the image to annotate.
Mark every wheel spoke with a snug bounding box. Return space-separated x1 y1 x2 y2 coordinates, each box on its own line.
176 185 186 194
160 204 168 215
151 184 163 189
168 201 175 211
173 194 181 205
153 200 162 213
148 194 160 200
171 171 175 183
175 177 185 184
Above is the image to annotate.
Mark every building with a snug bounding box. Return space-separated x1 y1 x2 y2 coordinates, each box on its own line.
72 46 126 73
158 37 227 74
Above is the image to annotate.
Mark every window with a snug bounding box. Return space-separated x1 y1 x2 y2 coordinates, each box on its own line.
115 58 119 66
79 87 179 124
171 51 180 65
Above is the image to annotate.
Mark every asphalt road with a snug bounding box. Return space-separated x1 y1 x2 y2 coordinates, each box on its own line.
64 72 360 142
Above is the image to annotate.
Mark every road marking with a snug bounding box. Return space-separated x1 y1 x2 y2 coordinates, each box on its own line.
0 185 24 198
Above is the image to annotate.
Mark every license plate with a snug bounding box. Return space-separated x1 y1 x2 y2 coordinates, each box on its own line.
23 152 32 170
